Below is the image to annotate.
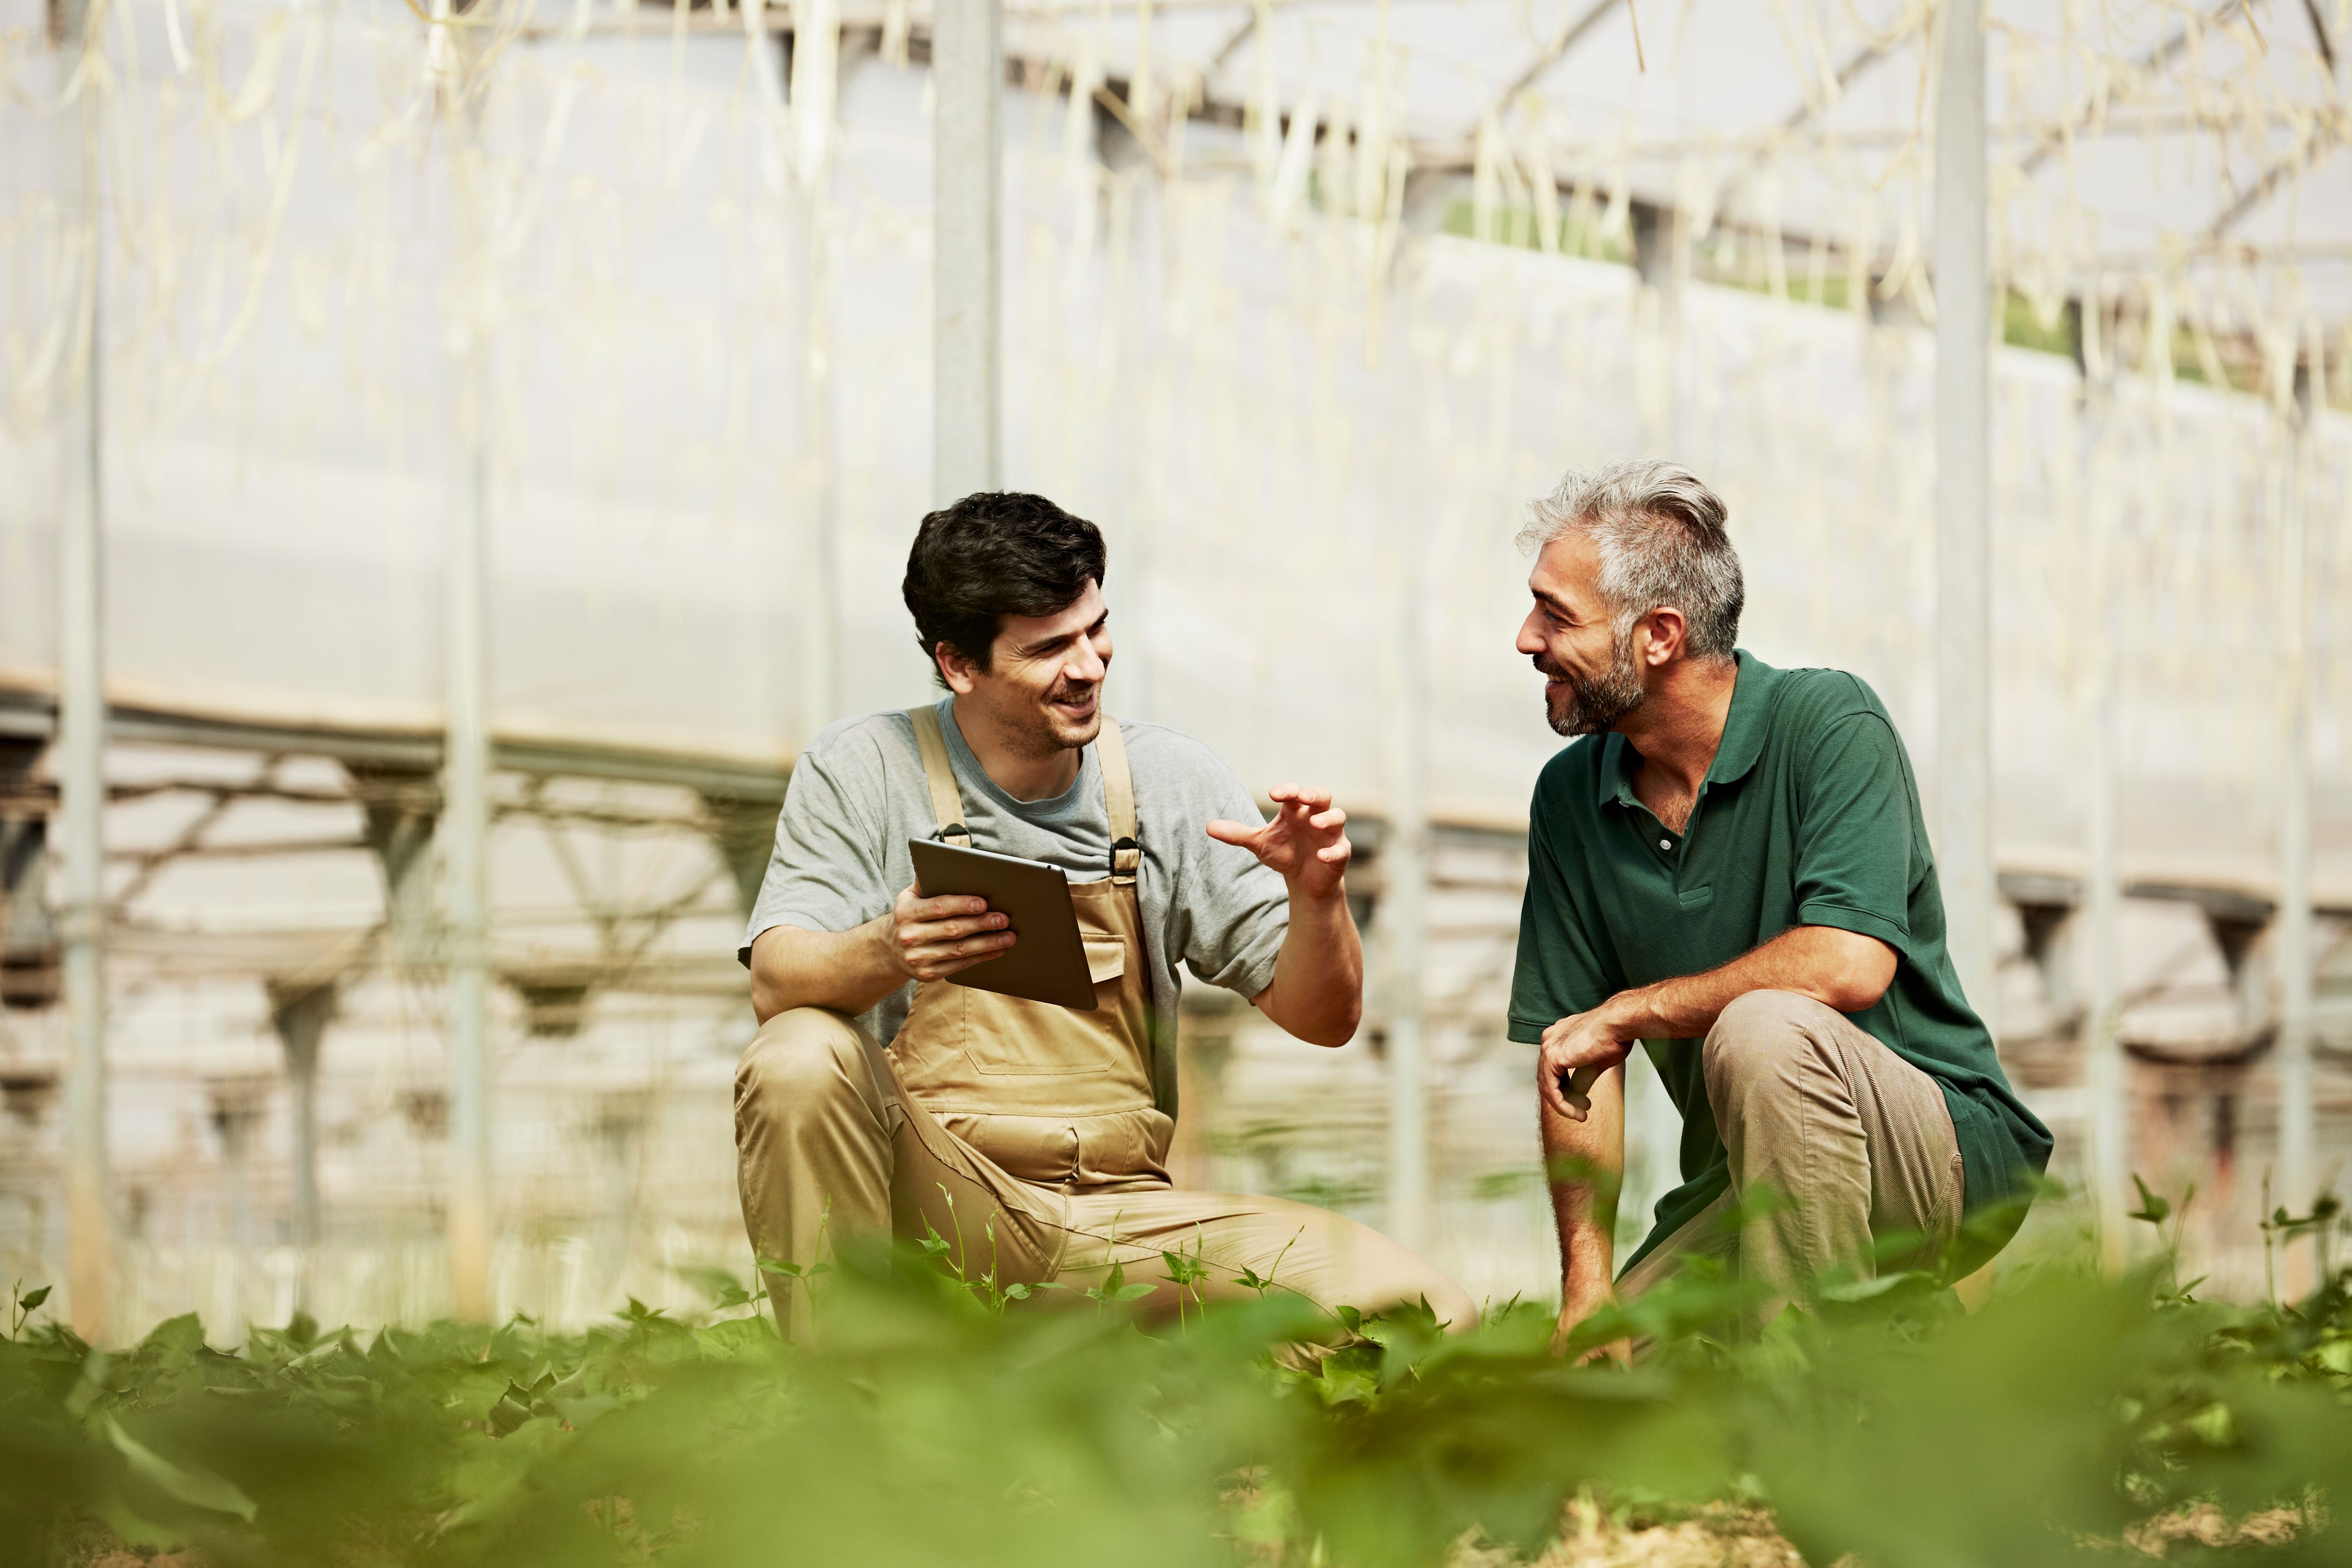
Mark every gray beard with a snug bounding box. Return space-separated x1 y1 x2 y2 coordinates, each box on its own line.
1547 636 1647 737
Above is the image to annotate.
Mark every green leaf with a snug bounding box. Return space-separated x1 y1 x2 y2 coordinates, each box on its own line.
139 1312 208 1358
489 1381 537 1436
17 1284 50 1311
1112 1282 1155 1303
107 1418 258 1522
2127 1174 2171 1226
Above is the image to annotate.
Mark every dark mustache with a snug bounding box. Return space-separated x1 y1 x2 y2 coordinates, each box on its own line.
1532 656 1571 682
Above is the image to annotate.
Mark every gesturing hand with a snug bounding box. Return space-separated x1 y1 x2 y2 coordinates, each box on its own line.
1536 1004 1640 1122
1206 784 1351 901
885 883 1015 982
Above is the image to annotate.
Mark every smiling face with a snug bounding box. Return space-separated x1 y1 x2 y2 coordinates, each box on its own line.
1515 532 1648 738
936 579 1114 760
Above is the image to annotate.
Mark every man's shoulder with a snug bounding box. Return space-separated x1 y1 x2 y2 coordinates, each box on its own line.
1759 664 1891 735
1111 717 1245 800
797 709 921 776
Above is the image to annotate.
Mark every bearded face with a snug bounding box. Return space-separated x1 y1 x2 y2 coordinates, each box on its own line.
1534 623 1647 738
1516 533 1651 741
944 579 1114 767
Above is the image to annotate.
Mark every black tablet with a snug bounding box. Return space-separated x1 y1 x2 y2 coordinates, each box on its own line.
907 839 1099 1011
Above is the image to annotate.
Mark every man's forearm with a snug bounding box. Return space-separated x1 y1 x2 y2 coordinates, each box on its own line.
1251 884 1363 1047
748 919 901 1024
1546 1063 1625 1310
1605 925 1894 1042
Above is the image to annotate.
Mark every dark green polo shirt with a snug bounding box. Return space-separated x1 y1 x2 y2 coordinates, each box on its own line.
1507 651 2052 1273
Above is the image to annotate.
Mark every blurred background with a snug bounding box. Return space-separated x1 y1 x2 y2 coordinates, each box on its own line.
0 0 2346 1341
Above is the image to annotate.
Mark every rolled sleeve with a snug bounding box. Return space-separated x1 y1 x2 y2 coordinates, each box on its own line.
1176 773 1289 999
737 744 892 964
1792 715 1916 957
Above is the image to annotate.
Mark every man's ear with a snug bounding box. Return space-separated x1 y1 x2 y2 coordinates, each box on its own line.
1640 609 1689 667
935 642 981 695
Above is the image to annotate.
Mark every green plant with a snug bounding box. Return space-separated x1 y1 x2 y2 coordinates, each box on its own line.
5 1198 2352 1568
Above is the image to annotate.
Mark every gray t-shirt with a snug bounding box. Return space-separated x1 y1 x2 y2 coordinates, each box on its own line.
740 697 1289 1111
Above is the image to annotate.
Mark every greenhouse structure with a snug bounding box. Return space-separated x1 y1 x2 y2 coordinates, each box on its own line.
0 0 2346 1339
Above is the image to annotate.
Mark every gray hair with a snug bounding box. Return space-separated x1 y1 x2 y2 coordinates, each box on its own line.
1515 459 1744 661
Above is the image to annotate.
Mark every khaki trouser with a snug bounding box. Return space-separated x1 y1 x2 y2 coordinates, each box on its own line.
1617 989 1965 1323
735 1005 1478 1340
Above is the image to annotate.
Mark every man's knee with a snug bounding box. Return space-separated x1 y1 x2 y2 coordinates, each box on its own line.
735 1007 876 1135
1702 989 1837 1090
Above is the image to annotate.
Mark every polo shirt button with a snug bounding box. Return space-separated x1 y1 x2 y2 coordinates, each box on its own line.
1659 838 1672 850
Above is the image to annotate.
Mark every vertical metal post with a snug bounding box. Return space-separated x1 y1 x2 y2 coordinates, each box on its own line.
788 28 841 733
55 0 112 1346
802 201 839 731
267 980 336 1253
1380 312 1430 1252
444 408 493 1320
933 0 1001 501
1381 564 1430 1255
444 92 495 1320
2277 391 2315 1248
1933 0 1995 1017
2081 389 2128 1270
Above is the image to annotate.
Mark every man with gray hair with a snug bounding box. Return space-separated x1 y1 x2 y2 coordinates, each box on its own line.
1508 459 2049 1350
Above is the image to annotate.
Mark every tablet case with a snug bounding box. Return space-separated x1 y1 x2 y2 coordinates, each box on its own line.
907 839 1100 1011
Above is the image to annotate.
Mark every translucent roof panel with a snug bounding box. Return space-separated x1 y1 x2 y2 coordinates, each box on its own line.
1006 0 2349 319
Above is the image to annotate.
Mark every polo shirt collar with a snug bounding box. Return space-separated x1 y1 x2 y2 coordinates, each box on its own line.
1707 649 1779 784
1592 649 1777 809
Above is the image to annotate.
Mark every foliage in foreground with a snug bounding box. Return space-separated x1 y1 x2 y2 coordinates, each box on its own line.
4 1209 2352 1568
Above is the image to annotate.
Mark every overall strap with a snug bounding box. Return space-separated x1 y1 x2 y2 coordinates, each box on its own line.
905 706 972 847
1093 714 1141 886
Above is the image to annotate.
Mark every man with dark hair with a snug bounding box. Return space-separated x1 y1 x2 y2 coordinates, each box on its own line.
1509 460 2050 1352
735 491 1472 1339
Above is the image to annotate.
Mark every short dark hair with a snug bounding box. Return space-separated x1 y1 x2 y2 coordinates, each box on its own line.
902 492 1108 677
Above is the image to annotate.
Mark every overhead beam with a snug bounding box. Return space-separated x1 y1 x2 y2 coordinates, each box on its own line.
1479 0 1622 120
1714 27 1913 218
2205 126 2346 240
2016 0 2248 178
0 688 792 801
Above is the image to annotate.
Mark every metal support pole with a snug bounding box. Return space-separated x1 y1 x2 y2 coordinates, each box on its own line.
55 0 111 1345
801 186 841 733
1933 0 1996 1018
1381 581 1430 1256
443 100 496 1320
444 409 493 1320
2081 391 2128 1270
1380 363 1431 1252
933 0 1001 501
2277 393 2315 1247
266 980 337 1252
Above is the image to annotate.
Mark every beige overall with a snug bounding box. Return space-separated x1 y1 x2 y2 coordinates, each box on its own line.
735 708 1474 1341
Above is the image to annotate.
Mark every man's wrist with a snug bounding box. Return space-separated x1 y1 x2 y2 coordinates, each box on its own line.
864 910 909 981
1284 873 1349 908
1602 985 1660 1039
